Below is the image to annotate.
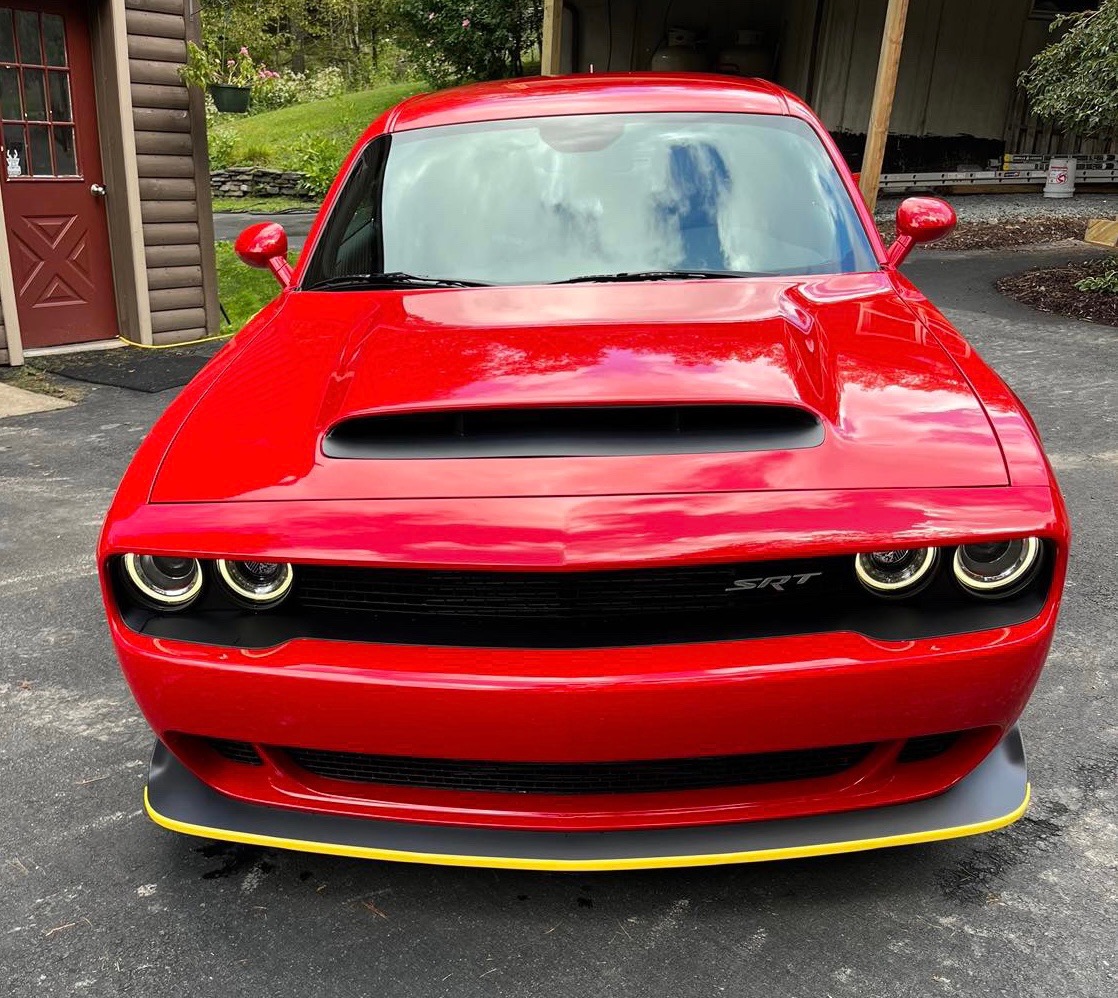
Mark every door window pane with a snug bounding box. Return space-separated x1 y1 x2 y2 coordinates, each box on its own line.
3 122 26 177
48 71 70 121
42 13 64 66
27 122 50 175
0 9 16 62
52 123 75 175
15 10 39 63
0 66 20 119
22 68 45 120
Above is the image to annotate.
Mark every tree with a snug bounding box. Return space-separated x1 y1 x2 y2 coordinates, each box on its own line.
392 0 542 88
1020 0 1118 134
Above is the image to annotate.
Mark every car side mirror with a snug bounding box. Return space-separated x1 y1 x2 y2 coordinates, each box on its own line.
886 197 957 267
235 222 293 287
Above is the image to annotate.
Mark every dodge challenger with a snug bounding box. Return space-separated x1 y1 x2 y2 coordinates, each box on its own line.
99 74 1068 871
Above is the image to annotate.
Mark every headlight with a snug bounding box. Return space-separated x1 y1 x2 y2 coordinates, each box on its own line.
123 554 203 608
216 559 294 607
854 548 938 597
953 538 1041 597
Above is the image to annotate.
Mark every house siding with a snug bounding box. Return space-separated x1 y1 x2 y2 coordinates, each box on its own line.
124 0 218 343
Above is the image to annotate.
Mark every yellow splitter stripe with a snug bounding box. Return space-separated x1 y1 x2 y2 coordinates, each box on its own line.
143 783 1030 872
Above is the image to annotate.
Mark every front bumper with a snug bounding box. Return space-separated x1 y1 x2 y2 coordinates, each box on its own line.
145 727 1029 871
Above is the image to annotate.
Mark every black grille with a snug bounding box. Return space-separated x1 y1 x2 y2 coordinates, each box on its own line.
324 404 824 459
206 738 263 766
297 557 848 622
898 732 960 763
285 743 875 795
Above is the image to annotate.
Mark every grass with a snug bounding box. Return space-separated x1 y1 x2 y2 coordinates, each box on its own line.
215 242 285 331
210 83 426 172
211 195 319 214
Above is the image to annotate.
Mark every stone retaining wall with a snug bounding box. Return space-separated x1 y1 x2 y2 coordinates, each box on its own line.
211 167 308 198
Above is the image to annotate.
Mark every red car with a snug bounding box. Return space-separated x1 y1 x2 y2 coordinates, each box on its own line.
99 74 1068 871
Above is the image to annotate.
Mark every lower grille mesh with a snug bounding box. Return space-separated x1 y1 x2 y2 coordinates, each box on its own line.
285 743 875 796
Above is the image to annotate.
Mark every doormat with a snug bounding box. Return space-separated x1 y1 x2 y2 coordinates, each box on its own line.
29 340 228 394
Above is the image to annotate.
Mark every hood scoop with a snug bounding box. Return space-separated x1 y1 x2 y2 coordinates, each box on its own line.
323 404 825 460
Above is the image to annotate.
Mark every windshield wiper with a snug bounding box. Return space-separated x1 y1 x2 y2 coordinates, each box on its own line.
306 272 493 291
553 270 763 285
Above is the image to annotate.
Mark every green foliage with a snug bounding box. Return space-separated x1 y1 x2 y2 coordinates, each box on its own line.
207 83 425 171
207 128 236 169
1020 0 1118 133
1075 268 1118 293
392 0 542 87
198 0 408 87
215 242 285 331
291 135 345 196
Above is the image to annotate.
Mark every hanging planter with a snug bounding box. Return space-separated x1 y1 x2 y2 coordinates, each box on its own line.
209 84 251 114
182 41 258 114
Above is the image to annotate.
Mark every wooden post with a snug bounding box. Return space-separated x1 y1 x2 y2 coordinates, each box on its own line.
542 0 564 76
859 0 909 213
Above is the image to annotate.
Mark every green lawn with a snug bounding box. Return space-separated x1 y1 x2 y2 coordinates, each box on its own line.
215 242 285 331
210 83 427 172
211 195 319 214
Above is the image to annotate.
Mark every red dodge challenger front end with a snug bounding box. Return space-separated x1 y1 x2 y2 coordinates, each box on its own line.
99 75 1068 870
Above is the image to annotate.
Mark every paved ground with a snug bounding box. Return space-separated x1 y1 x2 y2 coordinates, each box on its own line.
213 211 317 251
1 246 1114 997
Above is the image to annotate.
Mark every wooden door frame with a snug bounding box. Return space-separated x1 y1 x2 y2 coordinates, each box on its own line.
0 0 149 364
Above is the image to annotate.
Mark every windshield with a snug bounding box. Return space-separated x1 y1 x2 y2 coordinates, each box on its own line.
302 112 878 289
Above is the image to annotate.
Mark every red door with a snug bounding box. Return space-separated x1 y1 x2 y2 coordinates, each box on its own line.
0 0 117 348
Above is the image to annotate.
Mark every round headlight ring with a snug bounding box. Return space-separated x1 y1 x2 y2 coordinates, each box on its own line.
216 559 294 608
123 553 203 609
855 547 938 598
953 537 1041 598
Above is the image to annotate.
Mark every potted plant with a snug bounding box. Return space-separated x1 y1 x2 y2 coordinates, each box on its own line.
182 42 257 113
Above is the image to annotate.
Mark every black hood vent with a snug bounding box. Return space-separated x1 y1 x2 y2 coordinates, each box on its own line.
324 404 823 459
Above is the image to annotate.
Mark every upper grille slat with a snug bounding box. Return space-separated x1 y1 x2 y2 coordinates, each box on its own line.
324 404 824 459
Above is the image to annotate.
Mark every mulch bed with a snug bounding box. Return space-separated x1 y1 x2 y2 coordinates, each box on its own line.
877 216 1093 251
997 256 1118 328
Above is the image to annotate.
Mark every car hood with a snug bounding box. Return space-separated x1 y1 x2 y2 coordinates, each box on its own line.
151 273 1007 502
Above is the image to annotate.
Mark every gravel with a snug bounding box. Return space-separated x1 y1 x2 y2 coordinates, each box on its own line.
875 192 1118 222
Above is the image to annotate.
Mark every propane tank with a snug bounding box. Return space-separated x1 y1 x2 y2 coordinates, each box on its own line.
651 28 707 72
716 30 772 78
1043 157 1076 199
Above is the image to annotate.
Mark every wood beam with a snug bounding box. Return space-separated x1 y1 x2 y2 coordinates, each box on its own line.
859 0 909 214
542 0 563 76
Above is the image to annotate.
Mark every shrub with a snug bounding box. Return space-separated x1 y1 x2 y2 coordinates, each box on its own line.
307 67 347 102
291 134 344 197
207 128 236 169
394 0 542 88
252 70 305 112
1021 0 1118 134
1075 269 1118 294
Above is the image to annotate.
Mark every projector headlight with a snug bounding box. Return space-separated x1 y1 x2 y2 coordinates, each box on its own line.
123 554 203 609
216 559 294 607
855 548 938 598
953 538 1041 598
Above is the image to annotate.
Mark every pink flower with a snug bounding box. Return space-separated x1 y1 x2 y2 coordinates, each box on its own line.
462 17 470 27
227 59 236 67
239 46 249 56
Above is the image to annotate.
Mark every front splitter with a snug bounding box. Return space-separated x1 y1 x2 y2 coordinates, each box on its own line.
144 729 1029 871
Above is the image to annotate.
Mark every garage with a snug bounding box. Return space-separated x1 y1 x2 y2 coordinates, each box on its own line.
0 0 217 366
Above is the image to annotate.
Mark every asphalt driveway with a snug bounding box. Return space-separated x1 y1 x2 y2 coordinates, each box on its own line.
1 245 1114 998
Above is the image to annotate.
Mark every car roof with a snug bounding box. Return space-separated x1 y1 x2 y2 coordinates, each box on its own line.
382 73 800 134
